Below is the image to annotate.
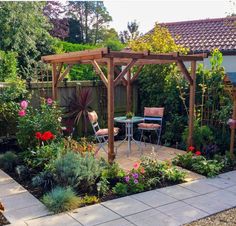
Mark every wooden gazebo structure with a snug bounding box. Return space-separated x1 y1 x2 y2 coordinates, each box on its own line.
42 48 207 163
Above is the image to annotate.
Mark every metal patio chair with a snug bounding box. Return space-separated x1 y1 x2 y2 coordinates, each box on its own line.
138 107 164 146
88 111 119 154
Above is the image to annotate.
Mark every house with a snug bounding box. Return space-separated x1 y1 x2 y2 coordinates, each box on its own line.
159 17 236 72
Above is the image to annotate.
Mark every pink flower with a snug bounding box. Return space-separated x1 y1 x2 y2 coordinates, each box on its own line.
195 151 201 156
47 98 53 105
133 162 140 169
20 100 28 109
134 179 138 184
140 167 145 174
18 109 26 117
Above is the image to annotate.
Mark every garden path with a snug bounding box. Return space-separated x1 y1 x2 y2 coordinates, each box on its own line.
2 170 236 226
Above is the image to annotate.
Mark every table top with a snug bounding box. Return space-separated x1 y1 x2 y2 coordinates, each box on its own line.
114 116 144 123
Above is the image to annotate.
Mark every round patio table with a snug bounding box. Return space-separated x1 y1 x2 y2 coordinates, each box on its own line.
114 116 144 156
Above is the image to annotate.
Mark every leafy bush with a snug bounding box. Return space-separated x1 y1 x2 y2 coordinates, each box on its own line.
42 186 80 213
32 171 54 191
15 165 29 180
16 98 62 149
22 142 63 171
173 153 224 177
112 182 128 196
0 151 17 171
79 195 99 206
51 152 102 191
182 121 214 150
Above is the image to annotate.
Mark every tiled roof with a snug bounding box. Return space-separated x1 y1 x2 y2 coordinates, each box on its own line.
159 17 236 54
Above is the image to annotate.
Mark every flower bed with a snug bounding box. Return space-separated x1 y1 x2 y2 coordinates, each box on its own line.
0 97 186 214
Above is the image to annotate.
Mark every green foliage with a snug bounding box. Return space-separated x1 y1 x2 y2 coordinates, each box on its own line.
97 177 110 196
182 121 213 150
79 195 99 206
173 153 224 177
42 186 80 213
112 182 128 196
32 171 54 190
16 99 62 149
0 151 18 172
15 165 29 181
51 152 102 191
0 2 55 76
101 162 125 181
104 38 124 51
22 142 63 171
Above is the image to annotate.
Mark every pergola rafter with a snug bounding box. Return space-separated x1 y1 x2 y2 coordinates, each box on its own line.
42 47 207 163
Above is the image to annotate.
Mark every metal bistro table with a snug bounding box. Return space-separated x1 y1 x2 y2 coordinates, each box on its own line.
114 116 144 156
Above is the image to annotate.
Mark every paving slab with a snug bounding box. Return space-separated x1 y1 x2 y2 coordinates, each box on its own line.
224 185 236 194
102 196 151 217
131 190 177 208
0 181 26 198
125 208 180 226
0 170 14 185
204 189 236 207
203 177 236 189
219 171 236 183
1 192 44 211
157 201 208 225
26 213 81 226
5 203 50 223
184 194 231 214
179 180 219 194
97 218 135 226
158 185 199 200
68 204 120 226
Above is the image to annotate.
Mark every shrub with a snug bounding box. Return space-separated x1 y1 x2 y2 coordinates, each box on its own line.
42 186 80 213
51 152 102 191
0 151 17 171
15 165 29 180
32 171 54 190
79 195 99 206
112 182 128 196
173 153 224 177
16 98 62 149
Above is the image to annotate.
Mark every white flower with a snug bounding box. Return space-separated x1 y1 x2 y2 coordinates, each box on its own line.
58 117 62 122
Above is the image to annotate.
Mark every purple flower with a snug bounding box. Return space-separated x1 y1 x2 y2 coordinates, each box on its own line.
132 173 139 179
125 176 130 183
134 179 138 184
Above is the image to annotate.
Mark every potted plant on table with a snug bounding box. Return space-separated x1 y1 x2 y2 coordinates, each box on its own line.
126 111 134 119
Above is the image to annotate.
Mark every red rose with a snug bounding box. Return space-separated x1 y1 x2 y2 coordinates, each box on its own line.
41 131 54 141
195 151 201 156
188 146 195 152
35 132 42 140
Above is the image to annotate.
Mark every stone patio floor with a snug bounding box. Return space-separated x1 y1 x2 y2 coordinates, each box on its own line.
2 168 236 225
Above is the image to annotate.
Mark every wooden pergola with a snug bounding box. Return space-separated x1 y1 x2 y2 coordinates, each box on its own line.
41 48 207 163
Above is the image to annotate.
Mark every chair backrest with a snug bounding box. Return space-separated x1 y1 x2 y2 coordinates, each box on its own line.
88 111 100 134
144 107 164 124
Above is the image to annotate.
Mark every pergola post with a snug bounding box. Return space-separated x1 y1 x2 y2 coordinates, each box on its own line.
52 63 57 100
107 58 115 163
230 90 236 159
126 70 132 112
187 61 196 147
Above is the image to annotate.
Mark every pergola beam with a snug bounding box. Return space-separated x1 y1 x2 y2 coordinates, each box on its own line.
131 65 144 83
57 64 73 83
177 60 193 85
114 59 137 86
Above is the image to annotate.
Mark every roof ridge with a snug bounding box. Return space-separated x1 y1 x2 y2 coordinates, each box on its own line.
159 16 236 26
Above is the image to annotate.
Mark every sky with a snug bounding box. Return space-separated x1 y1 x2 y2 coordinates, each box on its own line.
104 0 235 34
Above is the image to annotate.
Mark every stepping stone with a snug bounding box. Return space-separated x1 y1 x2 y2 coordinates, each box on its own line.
204 177 236 189
1 192 43 211
179 180 219 194
96 218 134 226
0 170 14 185
184 194 231 214
157 201 208 225
131 190 177 208
158 185 199 200
102 196 150 217
0 181 26 198
68 204 120 226
5 204 50 223
125 209 180 226
26 213 81 226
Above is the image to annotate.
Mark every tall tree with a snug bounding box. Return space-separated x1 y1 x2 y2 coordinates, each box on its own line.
67 1 112 44
0 2 55 76
119 20 140 44
43 1 69 40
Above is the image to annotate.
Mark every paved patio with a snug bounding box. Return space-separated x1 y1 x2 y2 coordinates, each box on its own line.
97 141 204 181
2 169 236 226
